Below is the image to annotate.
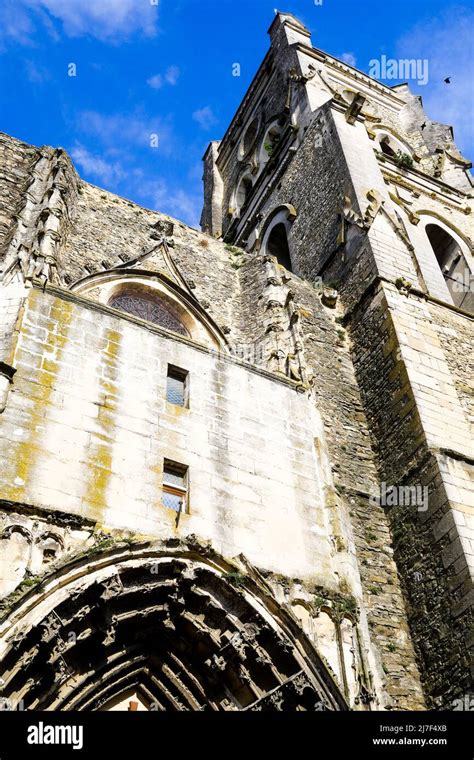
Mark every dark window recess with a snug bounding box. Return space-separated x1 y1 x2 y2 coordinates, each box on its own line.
162 460 188 512
379 136 397 158
426 224 473 313
242 117 259 154
166 366 188 406
236 176 253 210
267 223 293 271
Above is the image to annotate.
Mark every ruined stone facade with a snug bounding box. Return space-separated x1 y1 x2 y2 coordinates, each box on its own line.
0 13 472 711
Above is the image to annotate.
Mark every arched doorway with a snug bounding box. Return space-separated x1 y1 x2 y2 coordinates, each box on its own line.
0 545 346 711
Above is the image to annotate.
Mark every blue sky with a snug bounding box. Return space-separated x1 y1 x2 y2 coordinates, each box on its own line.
0 0 472 228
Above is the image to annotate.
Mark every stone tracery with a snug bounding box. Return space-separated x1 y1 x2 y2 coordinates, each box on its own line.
109 292 190 336
0 545 347 712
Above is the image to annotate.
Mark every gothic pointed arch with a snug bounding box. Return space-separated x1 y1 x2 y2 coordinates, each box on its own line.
418 216 474 312
109 288 190 336
233 172 254 217
258 119 284 167
258 204 297 272
371 127 416 162
238 115 261 160
70 270 228 349
0 542 347 711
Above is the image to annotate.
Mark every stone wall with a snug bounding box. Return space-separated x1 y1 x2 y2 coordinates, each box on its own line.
0 248 430 708
200 12 473 708
348 281 473 707
0 286 337 581
0 133 38 260
3 10 472 710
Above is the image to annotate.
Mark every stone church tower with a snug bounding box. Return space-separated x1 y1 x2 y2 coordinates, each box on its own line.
0 13 472 712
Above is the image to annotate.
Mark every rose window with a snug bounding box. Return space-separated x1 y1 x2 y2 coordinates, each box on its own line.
109 293 189 336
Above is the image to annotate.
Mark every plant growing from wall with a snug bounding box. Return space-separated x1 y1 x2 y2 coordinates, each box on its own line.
21 574 42 588
313 594 327 609
312 589 358 617
224 571 246 588
334 596 357 617
395 151 414 169
225 244 243 255
395 276 412 292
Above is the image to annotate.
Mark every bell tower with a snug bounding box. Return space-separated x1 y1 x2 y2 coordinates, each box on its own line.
202 11 474 708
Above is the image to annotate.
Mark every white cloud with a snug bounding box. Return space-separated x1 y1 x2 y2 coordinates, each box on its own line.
395 6 474 158
147 66 180 90
165 65 180 85
32 0 158 40
192 106 217 131
91 174 202 228
24 59 51 83
75 110 175 155
0 1 35 47
69 111 201 225
5 0 160 43
70 144 126 185
147 74 163 90
340 52 357 67
147 179 202 228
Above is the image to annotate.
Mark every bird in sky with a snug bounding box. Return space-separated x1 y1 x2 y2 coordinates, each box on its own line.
444 77 452 84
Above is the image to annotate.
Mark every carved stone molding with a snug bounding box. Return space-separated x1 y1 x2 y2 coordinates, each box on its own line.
0 548 347 711
1 149 79 287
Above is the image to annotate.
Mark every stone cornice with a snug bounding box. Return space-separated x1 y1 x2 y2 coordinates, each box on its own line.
295 43 407 107
344 275 474 325
381 164 473 210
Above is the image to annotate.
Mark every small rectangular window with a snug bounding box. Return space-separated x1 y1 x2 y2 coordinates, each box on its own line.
166 365 188 407
162 459 188 512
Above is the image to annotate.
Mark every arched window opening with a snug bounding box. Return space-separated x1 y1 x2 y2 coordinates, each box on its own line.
379 135 397 158
266 223 293 271
109 291 190 336
263 126 281 158
235 175 253 212
376 132 414 169
260 124 282 165
240 117 259 157
426 224 472 311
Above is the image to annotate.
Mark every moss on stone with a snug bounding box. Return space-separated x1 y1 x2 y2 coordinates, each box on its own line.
223 571 247 588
